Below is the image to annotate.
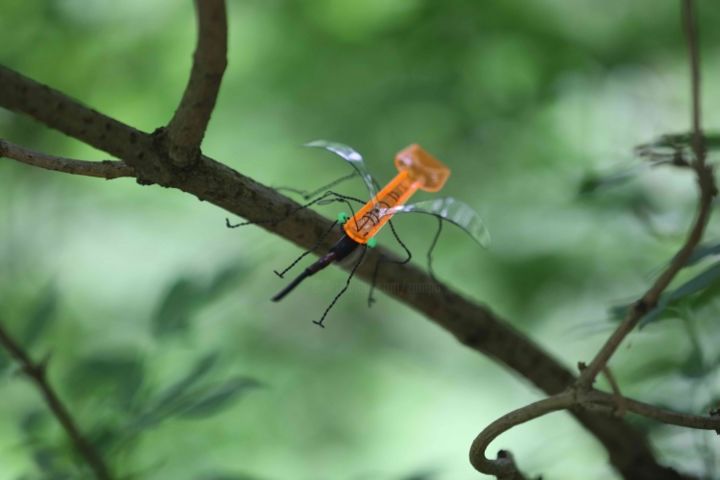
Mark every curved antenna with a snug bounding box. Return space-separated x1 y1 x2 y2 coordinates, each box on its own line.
304 140 378 201
384 197 491 248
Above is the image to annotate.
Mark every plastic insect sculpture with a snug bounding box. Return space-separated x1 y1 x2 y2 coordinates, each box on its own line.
228 141 490 327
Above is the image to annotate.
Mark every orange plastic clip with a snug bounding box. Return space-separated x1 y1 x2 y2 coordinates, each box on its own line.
343 144 451 244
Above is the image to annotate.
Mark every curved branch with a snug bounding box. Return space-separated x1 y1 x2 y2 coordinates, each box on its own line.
471 386 720 479
164 0 227 167
577 0 717 389
0 319 112 479
577 165 715 387
0 64 689 480
469 392 575 478
0 138 134 179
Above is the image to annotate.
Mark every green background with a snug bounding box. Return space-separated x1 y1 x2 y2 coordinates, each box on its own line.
1 1 720 479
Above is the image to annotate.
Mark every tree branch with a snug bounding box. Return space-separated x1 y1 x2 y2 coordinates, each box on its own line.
470 387 720 479
164 0 227 167
469 392 575 479
0 320 112 479
0 138 133 179
577 0 716 389
585 390 720 432
682 0 703 160
0 64 688 480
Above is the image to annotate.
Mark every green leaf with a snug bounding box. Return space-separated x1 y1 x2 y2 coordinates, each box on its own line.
150 353 219 414
579 168 637 195
680 347 705 378
638 132 720 151
118 354 222 439
681 241 720 268
65 352 144 410
22 285 58 348
609 261 720 328
198 474 264 480
151 278 206 338
398 470 437 480
152 263 248 338
176 377 262 419
19 410 49 438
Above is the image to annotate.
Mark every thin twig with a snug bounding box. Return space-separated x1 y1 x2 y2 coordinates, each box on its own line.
0 139 134 179
601 366 626 417
0 320 112 479
682 0 704 163
164 0 227 167
577 0 716 388
585 390 720 431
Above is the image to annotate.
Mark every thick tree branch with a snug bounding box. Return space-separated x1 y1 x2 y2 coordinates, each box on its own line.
164 0 227 167
577 0 716 389
0 320 112 479
0 138 133 179
0 64 689 479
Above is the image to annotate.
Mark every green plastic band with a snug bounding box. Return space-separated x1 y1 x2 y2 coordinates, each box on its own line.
337 212 349 223
367 237 377 248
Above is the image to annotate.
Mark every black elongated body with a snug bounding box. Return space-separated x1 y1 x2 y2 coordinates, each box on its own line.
271 234 360 301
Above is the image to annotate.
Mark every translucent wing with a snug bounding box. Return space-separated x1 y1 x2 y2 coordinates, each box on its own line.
304 140 378 200
384 197 490 248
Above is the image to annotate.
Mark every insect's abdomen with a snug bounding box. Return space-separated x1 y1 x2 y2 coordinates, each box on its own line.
343 170 419 244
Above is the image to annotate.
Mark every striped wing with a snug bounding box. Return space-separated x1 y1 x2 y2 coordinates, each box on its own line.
304 140 378 200
384 197 490 248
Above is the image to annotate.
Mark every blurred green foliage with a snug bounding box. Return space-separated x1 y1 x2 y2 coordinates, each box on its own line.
2 1 720 479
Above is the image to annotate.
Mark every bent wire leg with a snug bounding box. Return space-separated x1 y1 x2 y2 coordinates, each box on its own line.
226 190 338 228
367 219 412 307
314 245 368 328
275 172 358 200
273 220 339 278
427 215 443 282
225 190 364 229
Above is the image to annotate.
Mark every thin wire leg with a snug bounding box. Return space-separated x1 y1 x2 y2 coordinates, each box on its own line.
427 215 443 282
276 172 358 200
314 245 368 328
273 220 339 278
225 190 364 229
226 191 338 228
367 219 412 306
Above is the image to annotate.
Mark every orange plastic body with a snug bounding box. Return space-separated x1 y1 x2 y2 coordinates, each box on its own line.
343 144 450 244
